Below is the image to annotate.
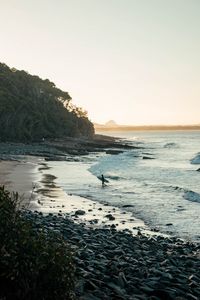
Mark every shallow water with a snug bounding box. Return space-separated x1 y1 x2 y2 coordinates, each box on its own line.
49 131 200 242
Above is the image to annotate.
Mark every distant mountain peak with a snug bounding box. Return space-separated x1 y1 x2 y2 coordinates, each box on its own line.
105 120 118 127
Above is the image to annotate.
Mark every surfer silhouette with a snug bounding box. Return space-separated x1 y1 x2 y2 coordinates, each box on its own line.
101 174 105 186
97 174 109 186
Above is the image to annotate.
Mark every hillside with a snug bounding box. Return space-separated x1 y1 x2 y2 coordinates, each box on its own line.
0 63 94 142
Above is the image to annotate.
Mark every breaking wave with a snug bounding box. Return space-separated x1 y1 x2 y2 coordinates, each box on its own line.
183 190 200 203
191 153 200 164
163 142 179 148
169 185 200 204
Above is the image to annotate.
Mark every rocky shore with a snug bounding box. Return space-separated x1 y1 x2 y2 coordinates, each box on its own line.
24 210 200 300
0 134 141 161
2 135 200 299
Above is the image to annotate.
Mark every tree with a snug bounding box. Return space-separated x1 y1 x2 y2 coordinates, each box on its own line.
0 63 94 141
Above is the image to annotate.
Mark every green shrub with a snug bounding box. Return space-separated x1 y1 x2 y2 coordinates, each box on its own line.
0 186 75 299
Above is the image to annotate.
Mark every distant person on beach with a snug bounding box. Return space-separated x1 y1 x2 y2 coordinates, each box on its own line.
101 174 105 187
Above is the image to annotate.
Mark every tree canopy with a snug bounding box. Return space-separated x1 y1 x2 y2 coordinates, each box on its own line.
0 63 94 141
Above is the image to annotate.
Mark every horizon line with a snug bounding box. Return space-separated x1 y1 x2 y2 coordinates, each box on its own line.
94 123 200 127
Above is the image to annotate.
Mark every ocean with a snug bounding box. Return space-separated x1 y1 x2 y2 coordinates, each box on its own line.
47 130 200 242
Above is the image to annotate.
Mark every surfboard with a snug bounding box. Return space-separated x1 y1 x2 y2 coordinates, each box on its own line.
97 176 109 183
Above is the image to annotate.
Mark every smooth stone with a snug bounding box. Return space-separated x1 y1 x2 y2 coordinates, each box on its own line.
106 282 126 296
104 214 115 221
75 210 86 216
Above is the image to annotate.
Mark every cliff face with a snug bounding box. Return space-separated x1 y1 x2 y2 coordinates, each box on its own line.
0 63 94 142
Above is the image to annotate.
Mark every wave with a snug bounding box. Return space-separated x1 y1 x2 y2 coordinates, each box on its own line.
171 185 185 192
191 153 200 164
163 142 179 148
105 174 122 180
168 185 200 203
183 190 200 203
88 150 139 179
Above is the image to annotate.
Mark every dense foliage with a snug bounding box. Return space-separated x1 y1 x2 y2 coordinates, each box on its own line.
0 63 94 141
0 186 75 299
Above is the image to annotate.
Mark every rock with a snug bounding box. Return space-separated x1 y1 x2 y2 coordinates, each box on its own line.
89 219 98 225
186 293 199 300
104 214 115 221
117 272 127 288
105 150 123 155
140 285 154 293
106 282 126 297
75 210 86 216
110 224 116 229
44 156 65 161
79 293 102 300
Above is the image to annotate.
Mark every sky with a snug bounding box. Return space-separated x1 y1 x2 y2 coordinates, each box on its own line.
1 0 200 125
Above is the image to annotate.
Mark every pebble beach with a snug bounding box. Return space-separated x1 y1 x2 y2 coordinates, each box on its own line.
1 137 200 299
24 210 200 300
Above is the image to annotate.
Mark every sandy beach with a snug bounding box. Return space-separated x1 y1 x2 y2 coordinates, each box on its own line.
0 157 41 207
0 160 18 186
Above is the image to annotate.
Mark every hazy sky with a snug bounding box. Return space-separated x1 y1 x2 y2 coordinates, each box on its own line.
1 0 200 125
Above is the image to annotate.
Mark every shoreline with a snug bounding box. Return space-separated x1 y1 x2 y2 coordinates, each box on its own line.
0 141 198 242
2 158 163 238
1 154 199 244
1 133 200 243
0 135 155 238
34 162 167 238
1 153 200 298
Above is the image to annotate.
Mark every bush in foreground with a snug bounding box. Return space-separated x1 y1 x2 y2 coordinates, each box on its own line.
0 186 75 300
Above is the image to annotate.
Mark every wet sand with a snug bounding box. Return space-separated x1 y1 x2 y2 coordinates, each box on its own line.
0 160 18 186
0 157 40 208
23 162 167 236
0 158 163 237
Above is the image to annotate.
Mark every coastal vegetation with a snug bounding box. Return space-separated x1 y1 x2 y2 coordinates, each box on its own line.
0 186 75 300
0 63 94 142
